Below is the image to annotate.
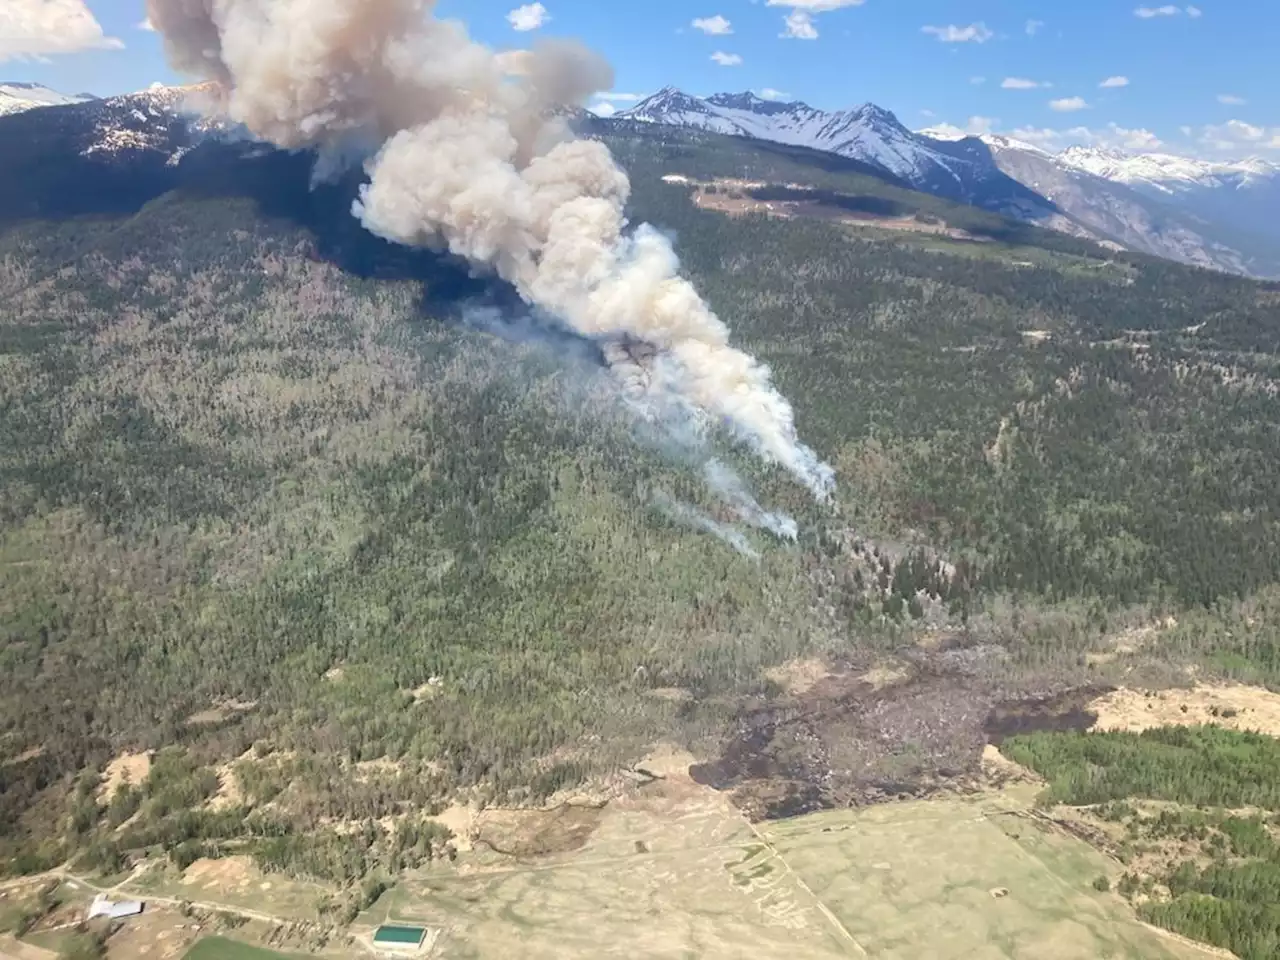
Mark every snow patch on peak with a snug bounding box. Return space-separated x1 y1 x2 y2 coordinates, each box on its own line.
618 88 981 186
0 82 95 118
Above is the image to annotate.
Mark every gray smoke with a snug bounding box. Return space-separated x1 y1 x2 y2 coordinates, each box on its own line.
147 0 834 500
652 492 759 560
703 459 798 540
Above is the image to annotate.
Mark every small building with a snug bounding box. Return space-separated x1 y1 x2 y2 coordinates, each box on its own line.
372 925 428 953
87 894 144 921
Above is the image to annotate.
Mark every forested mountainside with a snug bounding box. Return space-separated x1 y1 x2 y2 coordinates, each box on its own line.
2 96 1280 912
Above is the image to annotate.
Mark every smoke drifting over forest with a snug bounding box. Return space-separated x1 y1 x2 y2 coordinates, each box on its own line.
146 0 834 507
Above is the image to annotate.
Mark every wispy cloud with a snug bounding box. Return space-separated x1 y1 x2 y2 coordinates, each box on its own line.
1049 96 1090 112
780 11 819 39
506 3 549 31
758 88 790 100
691 15 732 35
1006 122 1164 152
1003 77 1048 90
1134 4 1200 17
1099 76 1130 88
1026 19 1046 35
0 0 123 60
1217 94 1247 105
922 23 994 43
710 51 743 66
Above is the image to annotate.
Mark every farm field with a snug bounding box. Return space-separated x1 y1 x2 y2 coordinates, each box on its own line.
358 752 1218 959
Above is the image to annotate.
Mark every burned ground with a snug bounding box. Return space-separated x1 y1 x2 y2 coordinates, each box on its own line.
692 646 1110 820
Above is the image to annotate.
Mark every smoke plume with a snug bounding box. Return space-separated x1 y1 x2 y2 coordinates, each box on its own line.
147 0 834 500
652 492 759 560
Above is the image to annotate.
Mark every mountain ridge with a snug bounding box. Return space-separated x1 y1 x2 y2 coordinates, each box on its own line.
618 88 1280 279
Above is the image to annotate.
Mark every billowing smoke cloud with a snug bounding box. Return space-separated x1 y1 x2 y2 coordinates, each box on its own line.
146 0 834 500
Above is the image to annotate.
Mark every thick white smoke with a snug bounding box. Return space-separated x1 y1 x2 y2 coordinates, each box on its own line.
147 0 834 500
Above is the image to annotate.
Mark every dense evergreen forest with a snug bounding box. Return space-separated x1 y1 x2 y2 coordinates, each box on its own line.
1 108 1279 936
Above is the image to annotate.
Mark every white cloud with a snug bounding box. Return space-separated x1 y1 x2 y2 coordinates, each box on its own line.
920 108 936 118
923 116 999 139
1179 125 1193 137
1026 19 1045 35
780 11 819 39
1217 94 1247 105
710 51 743 66
507 3 549 31
1050 96 1089 112
1005 122 1164 152
1002 77 1047 90
1099 76 1130 89
588 102 618 117
0 0 123 60
137 18 154 32
962 116 998 135
922 23 994 43
1134 4 1200 17
594 92 644 102
692 15 732 35
1196 119 1280 154
759 88 790 100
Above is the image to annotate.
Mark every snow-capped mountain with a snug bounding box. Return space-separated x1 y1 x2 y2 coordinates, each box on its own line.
1057 148 1278 194
613 88 1280 279
918 131 1280 279
1055 148 1280 252
617 88 1057 218
0 82 95 118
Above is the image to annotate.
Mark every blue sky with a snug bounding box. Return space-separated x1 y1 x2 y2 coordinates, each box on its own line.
2 0 1275 158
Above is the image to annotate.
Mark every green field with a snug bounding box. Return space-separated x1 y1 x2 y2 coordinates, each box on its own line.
182 936 307 960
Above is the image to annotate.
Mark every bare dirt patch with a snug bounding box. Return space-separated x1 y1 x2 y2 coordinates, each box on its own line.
472 805 604 859
763 658 829 696
181 857 257 894
206 764 244 812
98 751 153 802
186 699 255 727
981 744 1042 786
0 934 57 960
682 177 985 241
858 662 912 691
432 804 478 853
102 905 199 960
1089 684 1280 735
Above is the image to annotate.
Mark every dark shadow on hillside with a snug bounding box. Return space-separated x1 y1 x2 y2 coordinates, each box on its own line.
176 140 612 366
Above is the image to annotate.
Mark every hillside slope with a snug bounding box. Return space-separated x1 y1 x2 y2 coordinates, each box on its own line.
2 95 1280 896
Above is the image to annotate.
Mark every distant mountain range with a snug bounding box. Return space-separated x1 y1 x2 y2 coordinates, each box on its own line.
0 82 96 118
3 81 1278 279
619 89 1280 279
